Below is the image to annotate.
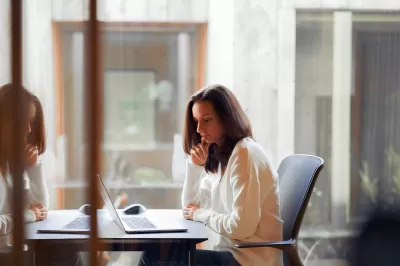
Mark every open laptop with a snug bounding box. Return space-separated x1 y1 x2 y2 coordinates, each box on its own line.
37 175 188 234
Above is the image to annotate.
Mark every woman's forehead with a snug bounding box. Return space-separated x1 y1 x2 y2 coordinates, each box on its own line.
192 101 215 116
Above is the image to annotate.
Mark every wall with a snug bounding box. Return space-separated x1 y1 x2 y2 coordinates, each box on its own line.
51 0 208 22
206 0 234 89
207 0 295 166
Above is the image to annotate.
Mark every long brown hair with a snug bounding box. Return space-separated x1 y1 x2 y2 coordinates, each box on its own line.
183 84 252 174
0 83 46 170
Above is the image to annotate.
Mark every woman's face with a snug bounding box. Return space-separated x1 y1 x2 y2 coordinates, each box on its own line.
25 102 36 144
192 100 225 146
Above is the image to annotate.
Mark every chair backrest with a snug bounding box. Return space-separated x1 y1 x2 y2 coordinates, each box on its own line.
278 154 324 241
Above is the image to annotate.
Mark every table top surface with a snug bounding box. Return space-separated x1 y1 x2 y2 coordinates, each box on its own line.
25 209 208 244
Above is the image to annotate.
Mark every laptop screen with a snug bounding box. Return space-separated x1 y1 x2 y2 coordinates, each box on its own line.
98 175 125 230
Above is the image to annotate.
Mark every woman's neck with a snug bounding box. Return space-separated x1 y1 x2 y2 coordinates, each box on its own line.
220 167 226 177
216 137 225 147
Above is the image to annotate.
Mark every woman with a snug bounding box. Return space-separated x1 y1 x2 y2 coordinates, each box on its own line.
0 84 49 237
141 84 283 266
0 83 81 266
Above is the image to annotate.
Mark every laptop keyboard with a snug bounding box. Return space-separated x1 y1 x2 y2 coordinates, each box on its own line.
64 217 90 230
63 216 156 230
122 217 156 229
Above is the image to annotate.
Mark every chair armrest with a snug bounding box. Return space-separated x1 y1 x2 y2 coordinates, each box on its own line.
235 239 295 249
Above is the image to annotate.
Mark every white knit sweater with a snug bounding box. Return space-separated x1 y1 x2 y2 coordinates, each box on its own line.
0 161 49 250
182 137 283 266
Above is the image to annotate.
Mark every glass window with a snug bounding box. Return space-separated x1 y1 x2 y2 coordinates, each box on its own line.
295 12 334 226
296 11 400 227
102 31 195 148
56 24 203 209
350 13 400 220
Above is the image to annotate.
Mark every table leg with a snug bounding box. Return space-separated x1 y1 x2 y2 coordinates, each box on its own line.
189 241 196 266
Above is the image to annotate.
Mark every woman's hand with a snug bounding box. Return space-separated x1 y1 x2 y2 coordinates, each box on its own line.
29 204 48 221
25 144 38 167
190 139 210 166
183 204 199 220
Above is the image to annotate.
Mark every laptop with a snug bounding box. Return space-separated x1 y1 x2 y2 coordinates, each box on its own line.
37 175 188 234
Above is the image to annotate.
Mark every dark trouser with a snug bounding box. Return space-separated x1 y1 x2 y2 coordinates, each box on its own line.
139 243 241 266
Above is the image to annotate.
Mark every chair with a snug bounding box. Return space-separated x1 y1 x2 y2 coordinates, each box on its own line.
235 154 324 266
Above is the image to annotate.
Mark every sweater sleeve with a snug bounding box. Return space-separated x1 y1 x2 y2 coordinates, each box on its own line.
0 214 12 236
0 212 36 234
193 147 271 240
181 159 210 208
25 161 49 209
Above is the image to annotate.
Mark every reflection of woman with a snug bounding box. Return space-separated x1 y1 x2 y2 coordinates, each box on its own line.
0 84 50 240
140 84 283 266
0 84 81 265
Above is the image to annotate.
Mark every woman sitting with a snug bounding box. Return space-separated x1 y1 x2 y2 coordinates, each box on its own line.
0 83 82 266
140 84 283 266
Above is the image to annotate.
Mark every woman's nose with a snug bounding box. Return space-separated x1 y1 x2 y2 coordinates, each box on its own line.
197 122 203 133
